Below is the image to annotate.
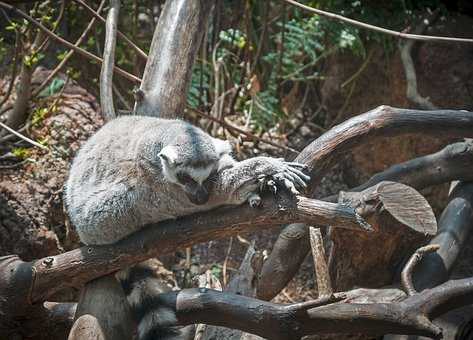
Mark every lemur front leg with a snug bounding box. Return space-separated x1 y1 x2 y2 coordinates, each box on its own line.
208 156 310 207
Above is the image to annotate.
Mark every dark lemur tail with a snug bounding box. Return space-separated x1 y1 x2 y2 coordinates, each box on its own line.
117 262 195 340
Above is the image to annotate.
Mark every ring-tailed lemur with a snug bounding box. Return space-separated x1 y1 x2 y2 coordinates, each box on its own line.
65 115 310 339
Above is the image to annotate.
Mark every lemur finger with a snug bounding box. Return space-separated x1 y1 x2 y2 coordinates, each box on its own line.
284 171 307 188
284 162 308 170
283 178 300 195
287 167 311 182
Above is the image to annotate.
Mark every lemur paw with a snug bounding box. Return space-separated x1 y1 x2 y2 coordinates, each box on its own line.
267 160 310 195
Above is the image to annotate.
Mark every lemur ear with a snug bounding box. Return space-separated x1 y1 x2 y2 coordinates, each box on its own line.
212 138 232 156
159 145 179 165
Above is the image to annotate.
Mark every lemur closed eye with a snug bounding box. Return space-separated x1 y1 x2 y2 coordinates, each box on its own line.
65 115 310 339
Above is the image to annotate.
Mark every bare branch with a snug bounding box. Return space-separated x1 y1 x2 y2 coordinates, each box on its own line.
0 193 370 310
99 0 120 121
283 0 473 44
0 2 141 83
401 245 440 296
0 121 47 150
309 227 333 297
399 12 439 110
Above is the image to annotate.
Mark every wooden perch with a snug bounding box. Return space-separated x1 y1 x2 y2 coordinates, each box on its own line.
5 183 473 339
134 0 215 118
259 107 473 301
0 192 369 333
117 275 473 339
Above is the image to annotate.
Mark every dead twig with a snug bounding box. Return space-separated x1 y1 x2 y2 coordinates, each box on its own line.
399 12 440 110
0 121 47 150
401 244 440 296
309 227 333 297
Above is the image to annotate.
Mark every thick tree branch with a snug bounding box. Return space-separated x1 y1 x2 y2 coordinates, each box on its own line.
124 275 473 339
325 141 473 203
134 0 215 118
0 193 369 327
411 181 473 291
259 106 473 301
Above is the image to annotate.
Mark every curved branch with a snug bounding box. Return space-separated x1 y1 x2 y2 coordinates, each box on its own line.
125 274 473 340
259 106 473 301
401 244 440 296
399 12 439 110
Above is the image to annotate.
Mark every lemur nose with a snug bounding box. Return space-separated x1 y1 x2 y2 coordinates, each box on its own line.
189 186 209 205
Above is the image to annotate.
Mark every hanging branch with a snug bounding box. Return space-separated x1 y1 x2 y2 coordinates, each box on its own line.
399 12 440 110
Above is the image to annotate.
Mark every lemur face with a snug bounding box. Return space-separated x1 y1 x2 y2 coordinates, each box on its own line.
159 145 217 205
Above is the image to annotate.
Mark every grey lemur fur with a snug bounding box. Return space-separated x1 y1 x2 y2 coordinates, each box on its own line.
65 115 309 339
